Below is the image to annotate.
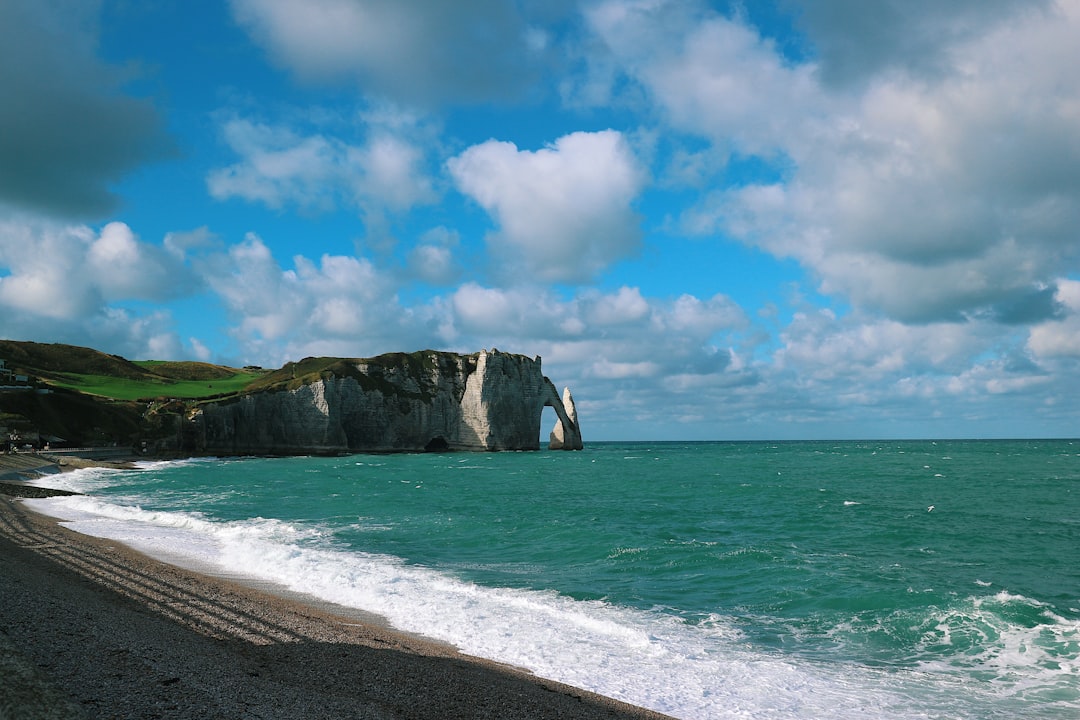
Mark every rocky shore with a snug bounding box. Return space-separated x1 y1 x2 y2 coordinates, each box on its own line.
0 467 672 719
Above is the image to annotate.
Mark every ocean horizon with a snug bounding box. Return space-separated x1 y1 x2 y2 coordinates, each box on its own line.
28 439 1080 719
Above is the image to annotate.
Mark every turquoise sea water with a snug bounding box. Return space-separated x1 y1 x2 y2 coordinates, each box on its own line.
29 440 1080 718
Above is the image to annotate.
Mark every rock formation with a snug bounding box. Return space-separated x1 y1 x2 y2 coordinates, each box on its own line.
548 387 583 450
192 349 582 454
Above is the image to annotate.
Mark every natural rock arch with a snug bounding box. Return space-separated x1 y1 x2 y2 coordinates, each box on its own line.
545 383 582 451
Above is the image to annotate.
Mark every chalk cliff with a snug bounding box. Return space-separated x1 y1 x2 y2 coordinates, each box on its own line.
192 349 582 454
548 387 583 450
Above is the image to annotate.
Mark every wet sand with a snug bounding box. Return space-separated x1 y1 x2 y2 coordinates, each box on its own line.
0 487 674 719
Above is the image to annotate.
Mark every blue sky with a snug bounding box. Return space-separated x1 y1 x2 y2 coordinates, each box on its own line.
2 0 1079 441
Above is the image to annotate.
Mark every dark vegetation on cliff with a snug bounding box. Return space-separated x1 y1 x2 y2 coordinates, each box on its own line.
242 351 479 403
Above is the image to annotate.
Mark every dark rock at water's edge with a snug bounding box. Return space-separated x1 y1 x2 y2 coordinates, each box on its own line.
193 349 583 454
0 481 80 498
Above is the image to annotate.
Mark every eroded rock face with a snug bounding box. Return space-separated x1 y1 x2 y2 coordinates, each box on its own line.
549 386 583 450
193 349 582 454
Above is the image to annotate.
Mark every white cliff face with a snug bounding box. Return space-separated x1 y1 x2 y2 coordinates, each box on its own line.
460 350 552 450
193 349 583 454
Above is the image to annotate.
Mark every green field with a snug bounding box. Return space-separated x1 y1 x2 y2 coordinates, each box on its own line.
48 370 262 401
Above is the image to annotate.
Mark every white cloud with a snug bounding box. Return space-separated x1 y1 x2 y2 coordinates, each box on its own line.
589 0 1080 325
407 227 460 285
88 222 194 302
0 220 194 317
745 306 1064 436
346 134 435 212
439 281 754 422
0 219 193 357
789 0 1053 89
776 311 989 381
448 130 646 283
229 0 545 105
208 116 435 219
583 286 649 325
200 233 438 363
208 120 342 210
664 294 747 335
450 283 547 338
591 1 821 156
587 359 659 379
189 337 213 362
0 222 95 319
164 226 218 256
1028 279 1080 358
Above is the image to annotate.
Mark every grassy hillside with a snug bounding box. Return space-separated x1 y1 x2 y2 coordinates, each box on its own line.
0 340 264 401
0 339 149 380
0 340 267 447
136 360 243 381
45 372 262 401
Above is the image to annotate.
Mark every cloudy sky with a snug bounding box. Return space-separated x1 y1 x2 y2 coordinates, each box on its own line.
2 0 1079 440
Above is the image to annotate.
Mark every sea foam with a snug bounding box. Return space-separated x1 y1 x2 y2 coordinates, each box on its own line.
24 491 1035 720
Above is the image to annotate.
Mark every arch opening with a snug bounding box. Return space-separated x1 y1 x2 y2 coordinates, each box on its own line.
540 406 559 448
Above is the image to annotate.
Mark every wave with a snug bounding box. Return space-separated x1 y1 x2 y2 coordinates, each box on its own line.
805 590 1080 711
912 592 1080 699
23 493 1076 720
23 456 215 494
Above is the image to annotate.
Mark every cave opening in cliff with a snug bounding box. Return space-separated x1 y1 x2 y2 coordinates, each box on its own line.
424 436 449 452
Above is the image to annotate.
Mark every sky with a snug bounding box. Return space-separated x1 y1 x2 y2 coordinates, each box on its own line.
1 0 1079 441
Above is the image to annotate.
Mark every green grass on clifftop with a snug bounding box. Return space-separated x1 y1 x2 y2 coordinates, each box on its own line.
0 340 264 401
48 370 263 401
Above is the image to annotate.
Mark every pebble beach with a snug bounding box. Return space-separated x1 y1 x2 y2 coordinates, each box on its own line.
0 456 670 720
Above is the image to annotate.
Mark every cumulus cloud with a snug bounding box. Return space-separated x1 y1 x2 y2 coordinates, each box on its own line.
786 0 1053 88
0 1 173 218
0 220 195 318
200 234 438 362
347 134 435 212
448 130 646 283
1028 279 1080 358
720 305 1066 437
207 117 436 219
586 1 820 156
229 0 546 105
0 219 196 357
207 120 344 211
406 227 461 285
583 286 649 325
87 222 198 302
776 311 990 382
588 0 1080 325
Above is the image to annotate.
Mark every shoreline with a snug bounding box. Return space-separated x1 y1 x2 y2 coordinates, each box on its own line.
0 465 674 719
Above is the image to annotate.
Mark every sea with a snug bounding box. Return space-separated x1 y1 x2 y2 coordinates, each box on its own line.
25 440 1080 719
